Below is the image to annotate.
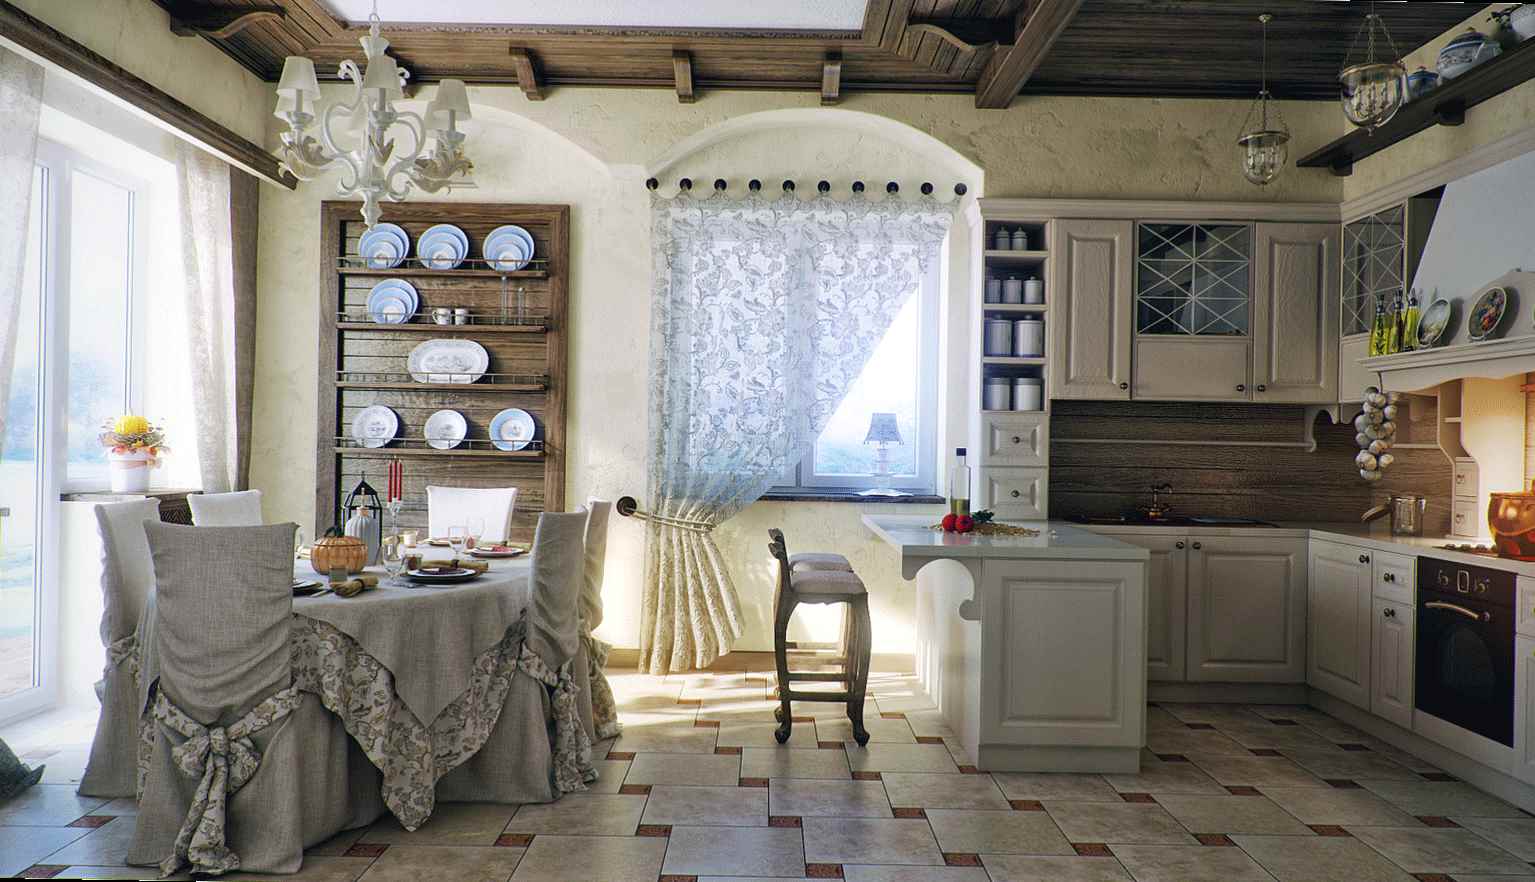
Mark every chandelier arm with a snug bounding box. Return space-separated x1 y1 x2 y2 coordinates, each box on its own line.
381 109 427 200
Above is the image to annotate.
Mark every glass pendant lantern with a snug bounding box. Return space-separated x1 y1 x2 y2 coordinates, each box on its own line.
1339 2 1407 132
1238 14 1290 187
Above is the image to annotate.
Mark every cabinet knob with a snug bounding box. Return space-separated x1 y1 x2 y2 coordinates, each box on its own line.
1012 435 1022 444
1383 572 1396 583
1359 554 1371 564
1256 384 1267 392
1175 541 1186 549
1191 541 1203 550
1010 490 1022 499
1455 513 1465 522
1235 384 1246 392
1118 382 1129 391
1384 607 1397 618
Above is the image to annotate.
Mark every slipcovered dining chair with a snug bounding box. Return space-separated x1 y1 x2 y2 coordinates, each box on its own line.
187 489 263 526
436 510 594 802
78 497 160 798
426 485 518 544
574 499 620 741
128 522 383 877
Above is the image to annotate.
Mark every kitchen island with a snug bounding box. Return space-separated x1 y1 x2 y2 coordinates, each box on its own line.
863 514 1150 774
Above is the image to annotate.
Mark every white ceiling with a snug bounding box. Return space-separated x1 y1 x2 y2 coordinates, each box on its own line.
324 0 869 30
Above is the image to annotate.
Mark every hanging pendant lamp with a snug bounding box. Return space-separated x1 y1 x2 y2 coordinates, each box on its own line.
1238 13 1290 187
1339 1 1407 132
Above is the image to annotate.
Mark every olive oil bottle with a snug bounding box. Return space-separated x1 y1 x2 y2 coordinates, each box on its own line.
948 447 971 517
1401 289 1421 352
1368 296 1388 356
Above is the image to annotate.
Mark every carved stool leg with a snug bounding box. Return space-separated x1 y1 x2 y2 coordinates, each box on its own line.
847 595 872 746
774 593 796 742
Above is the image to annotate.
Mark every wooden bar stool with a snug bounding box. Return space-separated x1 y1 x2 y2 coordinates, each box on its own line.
767 528 871 746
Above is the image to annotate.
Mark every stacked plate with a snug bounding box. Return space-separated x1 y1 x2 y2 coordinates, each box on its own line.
419 223 469 270
366 278 420 324
357 223 409 269
484 225 535 272
489 407 536 451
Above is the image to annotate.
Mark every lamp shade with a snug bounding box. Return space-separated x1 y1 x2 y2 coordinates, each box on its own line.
361 54 403 99
434 79 471 116
276 56 320 98
274 92 297 119
864 412 902 445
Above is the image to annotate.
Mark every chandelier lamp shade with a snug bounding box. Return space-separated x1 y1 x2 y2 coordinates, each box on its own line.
1339 2 1408 133
1237 13 1290 187
272 2 475 229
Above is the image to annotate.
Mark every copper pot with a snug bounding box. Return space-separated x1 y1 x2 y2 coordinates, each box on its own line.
1489 480 1535 561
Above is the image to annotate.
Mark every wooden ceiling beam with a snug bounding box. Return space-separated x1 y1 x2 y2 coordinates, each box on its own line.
821 50 842 105
508 47 545 100
905 17 1011 54
672 49 695 103
975 0 1086 109
157 2 285 39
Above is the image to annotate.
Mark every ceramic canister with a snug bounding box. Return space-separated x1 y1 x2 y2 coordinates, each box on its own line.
1002 276 1024 304
1011 229 1029 251
985 277 1002 303
983 377 1012 411
984 319 1014 356
1012 377 1043 412
1023 276 1044 304
993 228 1011 250
1013 319 1044 357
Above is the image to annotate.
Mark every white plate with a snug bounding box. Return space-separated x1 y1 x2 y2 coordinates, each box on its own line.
469 547 525 558
489 407 536 451
423 409 468 450
367 278 419 316
358 223 409 268
484 225 534 270
419 234 465 270
351 405 399 448
366 289 413 324
407 339 489 384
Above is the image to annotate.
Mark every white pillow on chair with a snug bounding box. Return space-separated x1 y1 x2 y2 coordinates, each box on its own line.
427 486 518 544
187 489 264 526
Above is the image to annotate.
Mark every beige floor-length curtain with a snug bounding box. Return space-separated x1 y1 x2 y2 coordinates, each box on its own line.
176 143 259 492
0 48 44 449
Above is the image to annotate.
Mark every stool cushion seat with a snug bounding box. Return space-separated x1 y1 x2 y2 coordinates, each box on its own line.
789 552 853 572
790 569 865 600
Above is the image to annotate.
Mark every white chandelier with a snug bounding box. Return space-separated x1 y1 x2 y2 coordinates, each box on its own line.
272 2 474 228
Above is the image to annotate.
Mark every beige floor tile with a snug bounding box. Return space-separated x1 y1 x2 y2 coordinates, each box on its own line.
1349 826 1531 875
0 826 88 876
510 834 665 882
716 721 817 749
1450 876 1535 882
1279 749 1421 781
1293 715 1374 743
38 745 89 785
611 719 717 753
227 855 378 882
358 845 521 882
802 817 943 866
1359 780 1528 818
92 798 140 817
1340 736 1443 772
585 759 632 793
842 867 991 881
880 772 1009 810
846 743 958 774
925 808 1074 855
55 867 174 881
361 802 516 846
1102 758 1225 796
1232 834 1417 882
1145 706 1188 732
1258 786 1420 826
816 716 917 744
1157 704 1267 727
507 793 646 836
1185 754 1328 788
769 779 893 818
1144 729 1251 756
1455 817 1535 860
661 825 806 877
740 745 851 780
641 784 767 827
873 694 939 715
903 710 957 739
697 878 818 882
1110 844 1276 882
1246 705 1325 723
40 814 137 866
624 751 741 786
1152 793 1313 836
980 855 1133 882
305 827 369 856
1214 721 1346 753
993 772 1118 802
0 783 107 826
1041 801 1197 846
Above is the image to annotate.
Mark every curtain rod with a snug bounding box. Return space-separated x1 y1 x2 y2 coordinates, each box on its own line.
645 177 968 197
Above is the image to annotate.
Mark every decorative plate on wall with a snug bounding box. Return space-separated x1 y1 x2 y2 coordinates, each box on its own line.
423 409 468 450
1468 286 1510 341
489 407 536 451
351 405 399 448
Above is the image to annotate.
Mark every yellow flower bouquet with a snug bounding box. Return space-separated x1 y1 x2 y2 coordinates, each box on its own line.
99 415 168 492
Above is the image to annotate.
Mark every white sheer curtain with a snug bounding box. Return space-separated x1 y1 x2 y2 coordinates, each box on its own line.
176 143 258 492
640 189 954 674
0 48 43 449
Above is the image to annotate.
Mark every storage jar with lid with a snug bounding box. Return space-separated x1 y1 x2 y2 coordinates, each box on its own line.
1490 480 1535 560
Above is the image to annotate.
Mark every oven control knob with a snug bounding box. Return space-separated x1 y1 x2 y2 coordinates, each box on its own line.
1476 579 1489 594
1437 572 1451 587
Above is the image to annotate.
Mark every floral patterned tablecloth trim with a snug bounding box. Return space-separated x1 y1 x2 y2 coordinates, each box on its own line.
582 630 623 741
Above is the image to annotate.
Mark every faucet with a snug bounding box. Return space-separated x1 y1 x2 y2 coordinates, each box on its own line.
1145 484 1173 521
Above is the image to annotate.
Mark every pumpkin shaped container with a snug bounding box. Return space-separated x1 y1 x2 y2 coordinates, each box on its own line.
310 527 367 575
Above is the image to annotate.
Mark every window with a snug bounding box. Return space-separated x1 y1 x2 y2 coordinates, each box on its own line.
773 264 940 495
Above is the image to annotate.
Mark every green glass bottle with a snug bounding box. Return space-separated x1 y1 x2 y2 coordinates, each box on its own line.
1368 296 1387 357
1401 289 1421 352
1384 293 1404 355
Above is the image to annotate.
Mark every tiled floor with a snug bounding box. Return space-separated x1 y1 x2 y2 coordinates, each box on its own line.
7 665 1535 881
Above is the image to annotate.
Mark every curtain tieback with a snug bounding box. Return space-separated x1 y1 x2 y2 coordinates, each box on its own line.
634 510 716 533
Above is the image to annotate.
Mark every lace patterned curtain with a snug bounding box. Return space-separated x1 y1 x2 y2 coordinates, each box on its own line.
641 189 955 674
0 48 43 451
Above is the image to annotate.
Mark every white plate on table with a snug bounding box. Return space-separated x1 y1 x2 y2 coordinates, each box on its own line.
469 545 525 558
423 409 468 450
489 407 536 450
407 339 489 384
351 405 399 448
406 567 478 584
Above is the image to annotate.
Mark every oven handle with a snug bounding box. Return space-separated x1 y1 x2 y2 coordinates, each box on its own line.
1424 601 1492 623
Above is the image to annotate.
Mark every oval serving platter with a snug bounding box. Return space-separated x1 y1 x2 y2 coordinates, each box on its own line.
407 339 490 384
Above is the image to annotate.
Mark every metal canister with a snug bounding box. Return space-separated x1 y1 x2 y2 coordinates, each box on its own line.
984 319 1013 356
1012 377 1043 411
1012 319 1044 357
983 377 1012 411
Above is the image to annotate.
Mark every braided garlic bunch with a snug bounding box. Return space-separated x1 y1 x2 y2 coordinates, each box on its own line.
1354 385 1399 482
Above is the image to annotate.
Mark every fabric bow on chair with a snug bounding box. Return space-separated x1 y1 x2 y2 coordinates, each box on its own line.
516 644 594 793
152 686 302 876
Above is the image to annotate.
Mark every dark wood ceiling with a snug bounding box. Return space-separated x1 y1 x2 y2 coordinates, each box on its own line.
161 0 1486 106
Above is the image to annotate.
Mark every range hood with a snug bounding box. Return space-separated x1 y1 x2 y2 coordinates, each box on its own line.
1366 149 1535 392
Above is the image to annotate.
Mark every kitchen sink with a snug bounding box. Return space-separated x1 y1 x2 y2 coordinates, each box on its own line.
1071 515 1278 528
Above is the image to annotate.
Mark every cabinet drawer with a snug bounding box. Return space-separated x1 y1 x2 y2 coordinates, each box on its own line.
977 468 1048 520
1453 498 1482 538
1372 550 1415 605
1454 458 1479 501
977 413 1048 467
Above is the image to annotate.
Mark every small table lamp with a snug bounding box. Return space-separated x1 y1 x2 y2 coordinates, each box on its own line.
860 412 908 497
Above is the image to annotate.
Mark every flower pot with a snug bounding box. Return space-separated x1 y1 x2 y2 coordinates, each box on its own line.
107 449 154 493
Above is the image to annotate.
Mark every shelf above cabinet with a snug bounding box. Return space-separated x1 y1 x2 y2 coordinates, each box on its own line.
982 303 1047 314
984 249 1048 265
982 356 1046 366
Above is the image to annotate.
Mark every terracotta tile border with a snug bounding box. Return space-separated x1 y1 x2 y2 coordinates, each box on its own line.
608 751 637 761
739 777 769 788
1420 772 1458 782
1196 834 1235 847
714 746 742 755
1338 743 1372 752
1155 753 1190 763
1325 779 1362 789
344 843 390 857
769 815 803 828
817 741 843 750
693 719 720 728
1073 843 1114 857
637 824 672 837
1308 825 1352 837
16 868 66 880
659 876 698 882
1009 799 1045 812
794 715 814 723
1270 719 1300 726
806 863 845 878
880 712 907 720
1412 875 1455 882
1249 748 1283 757
915 736 945 745
1225 786 1262 796
944 853 983 866
677 697 702 706
1120 792 1156 804
892 807 926 819
619 784 652 795
852 771 882 781
1416 816 1459 828
496 833 535 847
66 815 115 828
1186 723 1217 731
957 765 983 774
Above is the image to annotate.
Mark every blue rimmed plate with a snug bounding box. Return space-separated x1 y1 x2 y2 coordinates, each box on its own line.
489 407 536 451
484 225 534 270
366 278 419 320
358 223 409 269
366 289 413 324
419 224 468 269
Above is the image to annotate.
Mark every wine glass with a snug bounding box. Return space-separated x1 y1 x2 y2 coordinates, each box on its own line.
381 536 407 586
465 516 485 551
448 525 468 558
294 527 307 560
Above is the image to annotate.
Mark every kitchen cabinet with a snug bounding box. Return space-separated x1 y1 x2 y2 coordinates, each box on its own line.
1186 535 1308 683
1516 635 1535 786
1371 597 1414 729
1112 533 1189 682
1307 541 1373 709
1252 222 1340 404
975 412 1048 468
975 467 1048 520
1050 219 1133 400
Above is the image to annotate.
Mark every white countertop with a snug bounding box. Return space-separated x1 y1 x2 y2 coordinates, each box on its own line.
861 515 1150 562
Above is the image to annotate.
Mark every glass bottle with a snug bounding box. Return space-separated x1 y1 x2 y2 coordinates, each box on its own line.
1401 289 1421 352
1385 292 1404 354
948 447 971 517
1368 296 1387 356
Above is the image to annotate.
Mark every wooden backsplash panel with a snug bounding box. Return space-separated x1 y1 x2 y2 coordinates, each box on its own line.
1050 400 1450 527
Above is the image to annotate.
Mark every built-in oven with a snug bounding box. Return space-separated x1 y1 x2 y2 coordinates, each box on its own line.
1415 557 1517 747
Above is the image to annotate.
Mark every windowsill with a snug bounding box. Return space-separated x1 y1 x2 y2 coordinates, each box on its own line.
60 488 198 501
758 488 944 505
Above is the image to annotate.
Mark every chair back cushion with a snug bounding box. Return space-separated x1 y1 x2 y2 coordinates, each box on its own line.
94 498 162 644
581 499 612 630
525 511 587 668
188 490 264 526
426 486 518 544
145 521 297 725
